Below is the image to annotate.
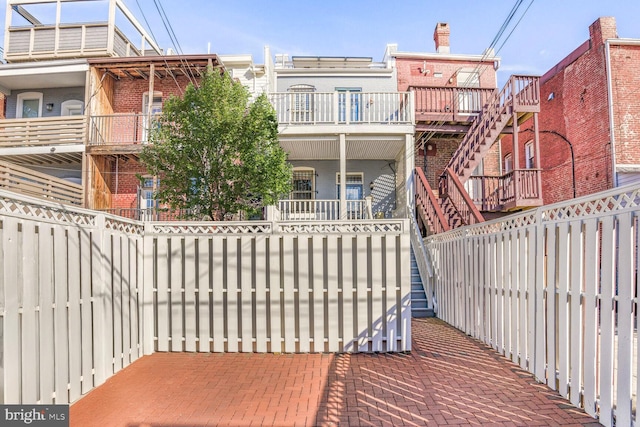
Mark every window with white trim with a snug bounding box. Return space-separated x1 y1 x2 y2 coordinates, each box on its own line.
336 172 364 200
61 100 84 116
291 168 315 200
17 92 43 118
504 154 513 173
525 141 535 169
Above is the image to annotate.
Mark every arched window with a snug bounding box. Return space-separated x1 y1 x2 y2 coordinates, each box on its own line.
61 100 84 116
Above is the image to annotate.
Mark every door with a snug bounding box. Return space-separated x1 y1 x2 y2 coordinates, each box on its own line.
17 92 43 118
337 173 364 218
336 88 361 122
142 92 163 142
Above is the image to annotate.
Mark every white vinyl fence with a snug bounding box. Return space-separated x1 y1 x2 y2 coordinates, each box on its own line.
426 185 640 427
0 190 411 405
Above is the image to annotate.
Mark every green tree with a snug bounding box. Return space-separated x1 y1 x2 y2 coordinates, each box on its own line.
140 69 291 220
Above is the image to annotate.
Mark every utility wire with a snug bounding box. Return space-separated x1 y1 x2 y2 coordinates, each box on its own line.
152 0 199 86
133 0 185 94
419 0 534 151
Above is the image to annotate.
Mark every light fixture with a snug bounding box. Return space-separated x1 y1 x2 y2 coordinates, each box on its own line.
369 181 374 191
547 92 555 101
46 103 54 111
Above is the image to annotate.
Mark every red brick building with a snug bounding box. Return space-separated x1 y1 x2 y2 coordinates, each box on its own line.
85 56 223 214
501 17 640 205
388 23 500 188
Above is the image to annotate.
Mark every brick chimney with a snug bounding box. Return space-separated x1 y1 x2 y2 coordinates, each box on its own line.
434 22 450 53
589 17 617 47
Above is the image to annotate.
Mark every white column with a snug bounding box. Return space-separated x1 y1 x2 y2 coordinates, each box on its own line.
405 133 415 217
340 134 347 220
107 0 117 54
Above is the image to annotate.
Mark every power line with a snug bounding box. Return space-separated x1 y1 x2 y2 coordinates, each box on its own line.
151 0 199 86
418 0 534 150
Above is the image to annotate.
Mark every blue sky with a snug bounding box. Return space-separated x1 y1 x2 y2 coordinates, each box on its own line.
2 0 640 86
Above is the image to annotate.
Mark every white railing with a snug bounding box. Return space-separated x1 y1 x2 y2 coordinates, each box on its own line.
426 184 640 427
277 198 372 220
0 190 411 405
409 215 434 311
268 92 413 125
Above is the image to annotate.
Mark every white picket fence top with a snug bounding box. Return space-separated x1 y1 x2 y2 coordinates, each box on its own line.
426 184 640 427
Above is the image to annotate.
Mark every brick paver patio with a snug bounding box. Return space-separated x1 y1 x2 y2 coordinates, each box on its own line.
70 318 601 426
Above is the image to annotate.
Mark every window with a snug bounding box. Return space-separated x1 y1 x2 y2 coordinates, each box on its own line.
525 141 535 169
143 91 163 115
504 154 513 174
61 100 84 116
288 85 315 122
457 69 481 113
291 168 315 200
336 87 361 122
140 177 159 210
17 92 43 118
142 91 163 142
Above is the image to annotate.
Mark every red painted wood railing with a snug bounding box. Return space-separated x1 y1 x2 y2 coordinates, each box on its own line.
414 168 450 234
445 75 540 183
438 167 484 226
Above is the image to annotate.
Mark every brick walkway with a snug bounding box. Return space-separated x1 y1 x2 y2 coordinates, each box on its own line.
70 318 600 426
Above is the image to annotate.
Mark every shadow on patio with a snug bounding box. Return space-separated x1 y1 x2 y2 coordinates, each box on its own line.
70 318 600 427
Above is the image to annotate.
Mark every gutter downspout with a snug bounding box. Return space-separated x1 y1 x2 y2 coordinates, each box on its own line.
605 40 617 188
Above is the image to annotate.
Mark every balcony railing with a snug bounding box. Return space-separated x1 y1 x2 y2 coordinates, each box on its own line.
410 86 496 121
277 199 372 221
89 114 153 146
0 116 87 147
467 169 543 212
6 24 155 61
0 160 83 206
268 92 413 125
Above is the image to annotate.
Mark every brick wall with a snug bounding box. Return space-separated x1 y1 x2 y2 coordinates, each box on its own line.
109 159 148 209
609 44 640 167
500 17 627 205
416 138 461 189
112 75 193 113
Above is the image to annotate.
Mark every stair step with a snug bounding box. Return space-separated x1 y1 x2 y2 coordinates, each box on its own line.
412 307 435 318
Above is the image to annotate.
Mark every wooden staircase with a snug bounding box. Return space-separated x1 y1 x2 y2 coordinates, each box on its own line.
415 75 541 234
446 75 541 184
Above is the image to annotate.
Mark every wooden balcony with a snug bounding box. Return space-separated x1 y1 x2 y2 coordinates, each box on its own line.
268 92 413 126
88 114 150 154
5 0 161 63
410 86 495 134
5 25 155 62
446 76 540 183
467 169 543 212
0 116 87 148
0 160 83 206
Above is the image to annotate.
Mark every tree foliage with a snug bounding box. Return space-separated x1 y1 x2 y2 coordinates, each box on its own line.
140 69 291 220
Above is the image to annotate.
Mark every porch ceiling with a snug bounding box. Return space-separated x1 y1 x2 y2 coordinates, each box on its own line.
0 152 83 166
280 136 405 160
0 60 88 94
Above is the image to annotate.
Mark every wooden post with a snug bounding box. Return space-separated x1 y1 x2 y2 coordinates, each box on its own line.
533 112 543 200
339 134 346 220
